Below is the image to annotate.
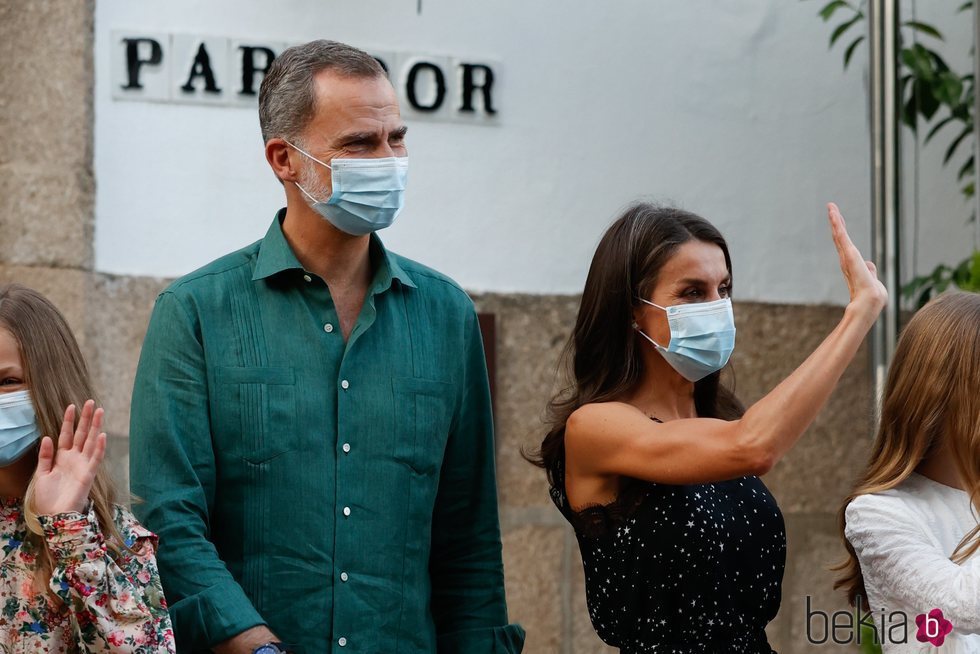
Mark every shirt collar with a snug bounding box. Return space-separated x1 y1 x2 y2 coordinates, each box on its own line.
252 208 417 290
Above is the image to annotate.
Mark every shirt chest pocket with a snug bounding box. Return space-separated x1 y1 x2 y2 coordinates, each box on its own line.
212 366 297 464
391 376 454 477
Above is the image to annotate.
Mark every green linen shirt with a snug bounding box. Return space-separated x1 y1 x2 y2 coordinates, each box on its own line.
129 209 525 654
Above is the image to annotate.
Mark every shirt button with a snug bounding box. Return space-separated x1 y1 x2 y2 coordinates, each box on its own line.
303 274 312 283
341 379 350 389
340 571 349 582
338 637 347 647
324 323 334 333
343 506 351 517
342 443 351 453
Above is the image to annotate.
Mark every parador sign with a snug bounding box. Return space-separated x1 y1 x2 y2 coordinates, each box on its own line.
111 31 500 124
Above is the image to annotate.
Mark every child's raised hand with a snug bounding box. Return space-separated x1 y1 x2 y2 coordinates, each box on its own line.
33 400 107 515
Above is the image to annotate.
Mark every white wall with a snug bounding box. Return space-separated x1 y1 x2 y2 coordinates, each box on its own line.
94 0 979 305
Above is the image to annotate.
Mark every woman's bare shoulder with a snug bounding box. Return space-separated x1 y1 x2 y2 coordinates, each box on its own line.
569 400 638 425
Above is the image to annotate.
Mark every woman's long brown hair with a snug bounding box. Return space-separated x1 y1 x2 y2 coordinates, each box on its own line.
833 291 980 608
0 283 128 592
525 202 745 489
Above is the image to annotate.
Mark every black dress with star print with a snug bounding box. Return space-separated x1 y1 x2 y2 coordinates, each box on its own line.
551 421 786 654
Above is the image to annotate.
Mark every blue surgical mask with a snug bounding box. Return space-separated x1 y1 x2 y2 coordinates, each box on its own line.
634 297 736 382
286 141 409 236
0 390 41 467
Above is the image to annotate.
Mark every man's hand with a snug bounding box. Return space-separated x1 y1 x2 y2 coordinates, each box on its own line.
212 626 281 654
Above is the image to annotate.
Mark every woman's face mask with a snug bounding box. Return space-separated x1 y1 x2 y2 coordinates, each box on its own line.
634 297 737 382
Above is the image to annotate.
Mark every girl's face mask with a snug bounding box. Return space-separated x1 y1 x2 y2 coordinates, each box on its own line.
0 390 40 467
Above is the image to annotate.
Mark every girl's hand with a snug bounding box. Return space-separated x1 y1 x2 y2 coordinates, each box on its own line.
827 202 888 314
32 400 107 515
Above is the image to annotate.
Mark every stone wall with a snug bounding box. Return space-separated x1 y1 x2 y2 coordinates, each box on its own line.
0 2 870 651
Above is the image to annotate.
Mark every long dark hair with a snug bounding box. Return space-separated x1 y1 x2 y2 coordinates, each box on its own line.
526 202 745 489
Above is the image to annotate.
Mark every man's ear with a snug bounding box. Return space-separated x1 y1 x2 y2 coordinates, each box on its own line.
265 138 298 183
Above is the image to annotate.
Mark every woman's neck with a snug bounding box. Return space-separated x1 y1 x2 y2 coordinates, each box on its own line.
915 439 967 491
621 348 697 421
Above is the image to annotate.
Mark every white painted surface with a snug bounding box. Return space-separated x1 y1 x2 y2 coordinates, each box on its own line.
94 0 978 305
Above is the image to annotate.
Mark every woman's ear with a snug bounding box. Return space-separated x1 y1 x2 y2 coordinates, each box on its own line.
631 302 645 328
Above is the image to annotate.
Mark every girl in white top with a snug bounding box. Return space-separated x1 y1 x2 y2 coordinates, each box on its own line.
837 291 980 653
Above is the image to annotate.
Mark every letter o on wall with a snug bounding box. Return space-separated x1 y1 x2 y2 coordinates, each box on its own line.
405 61 446 112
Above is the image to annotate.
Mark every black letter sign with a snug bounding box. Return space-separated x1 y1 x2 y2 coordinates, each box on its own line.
121 38 163 90
460 63 497 115
406 62 446 112
181 43 222 94
239 46 276 96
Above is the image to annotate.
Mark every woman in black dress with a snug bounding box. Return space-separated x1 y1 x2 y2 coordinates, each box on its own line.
528 202 886 653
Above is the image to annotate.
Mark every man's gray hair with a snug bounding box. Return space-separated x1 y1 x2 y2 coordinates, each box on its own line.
258 40 386 144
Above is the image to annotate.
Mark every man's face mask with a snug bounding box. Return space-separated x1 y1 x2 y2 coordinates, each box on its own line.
286 140 409 236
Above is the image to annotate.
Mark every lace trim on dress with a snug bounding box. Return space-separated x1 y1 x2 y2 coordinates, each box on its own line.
551 416 662 540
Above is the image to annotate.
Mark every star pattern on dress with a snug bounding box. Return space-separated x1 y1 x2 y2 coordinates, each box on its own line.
556 474 787 652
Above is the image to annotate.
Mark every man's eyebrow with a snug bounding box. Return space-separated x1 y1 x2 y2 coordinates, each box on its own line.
335 131 380 146
390 125 408 138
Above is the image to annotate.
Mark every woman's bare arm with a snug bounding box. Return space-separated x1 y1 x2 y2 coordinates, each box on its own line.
566 203 886 486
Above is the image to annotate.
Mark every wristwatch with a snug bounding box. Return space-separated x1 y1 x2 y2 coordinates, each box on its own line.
252 643 290 654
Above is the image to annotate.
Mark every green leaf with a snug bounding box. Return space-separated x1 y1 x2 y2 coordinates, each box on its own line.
968 252 980 290
902 275 932 295
904 21 943 41
844 35 865 68
934 266 951 281
914 79 941 120
950 101 972 122
934 72 964 107
944 125 973 164
958 1 973 13
902 94 918 130
820 0 851 21
900 45 934 81
957 155 974 181
924 115 957 143
959 256 974 272
830 14 863 47
926 47 951 74
858 621 883 654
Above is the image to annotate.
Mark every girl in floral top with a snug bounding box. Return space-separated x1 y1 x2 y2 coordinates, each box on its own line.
0 283 175 653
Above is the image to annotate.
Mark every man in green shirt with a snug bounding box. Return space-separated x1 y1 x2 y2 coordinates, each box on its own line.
129 40 524 654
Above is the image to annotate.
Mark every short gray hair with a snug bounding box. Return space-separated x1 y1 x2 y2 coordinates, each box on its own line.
258 40 386 144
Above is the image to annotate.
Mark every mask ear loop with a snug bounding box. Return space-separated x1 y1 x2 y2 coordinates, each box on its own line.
284 140 333 170
284 140 333 204
294 181 322 205
632 299 667 350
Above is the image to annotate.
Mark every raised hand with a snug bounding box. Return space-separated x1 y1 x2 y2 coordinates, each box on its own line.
827 203 888 312
32 400 107 516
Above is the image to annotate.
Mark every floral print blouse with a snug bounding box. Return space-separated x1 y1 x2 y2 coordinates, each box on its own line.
0 497 175 653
